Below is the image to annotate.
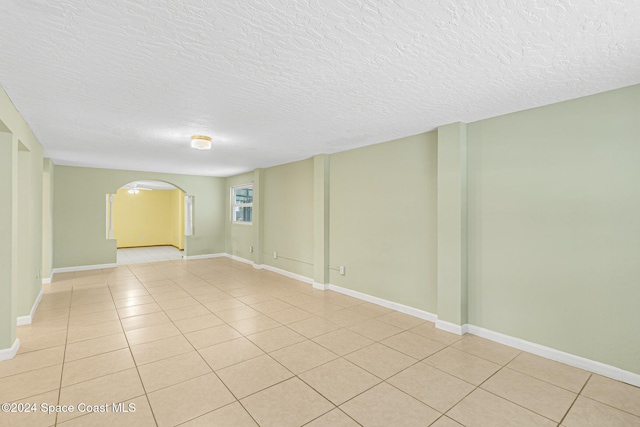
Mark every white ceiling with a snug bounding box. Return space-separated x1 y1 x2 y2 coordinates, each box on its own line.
0 1 638 177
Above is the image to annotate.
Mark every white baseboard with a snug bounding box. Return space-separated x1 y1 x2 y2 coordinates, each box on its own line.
42 277 51 285
327 283 438 323
0 339 20 361
256 263 314 284
435 319 469 335
184 254 640 387
467 325 640 387
16 289 44 326
313 282 330 290
227 254 254 265
52 263 118 274
184 253 226 260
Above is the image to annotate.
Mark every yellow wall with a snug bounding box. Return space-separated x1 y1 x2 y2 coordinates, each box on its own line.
113 188 184 249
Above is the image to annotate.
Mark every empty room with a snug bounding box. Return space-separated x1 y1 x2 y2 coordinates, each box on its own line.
0 1 638 426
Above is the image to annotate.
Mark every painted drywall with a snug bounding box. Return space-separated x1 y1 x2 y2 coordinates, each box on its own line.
225 172 255 262
0 86 43 351
330 132 438 313
113 188 184 249
170 189 185 250
53 166 225 268
466 84 640 374
42 159 54 280
262 159 314 278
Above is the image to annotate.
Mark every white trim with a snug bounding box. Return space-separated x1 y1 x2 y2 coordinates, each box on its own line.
179 255 640 387
435 319 469 335
313 282 330 290
16 289 44 326
42 277 51 285
227 254 254 265
0 339 20 361
183 253 226 260
258 264 314 284
52 263 118 274
327 283 438 323
467 325 640 388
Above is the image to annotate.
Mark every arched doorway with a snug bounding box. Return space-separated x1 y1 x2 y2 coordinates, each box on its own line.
106 180 191 264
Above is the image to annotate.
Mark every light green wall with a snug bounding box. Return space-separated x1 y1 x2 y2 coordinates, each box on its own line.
225 172 255 261
330 132 439 313
42 159 54 280
263 158 314 278
0 87 44 351
466 84 640 374
53 166 226 268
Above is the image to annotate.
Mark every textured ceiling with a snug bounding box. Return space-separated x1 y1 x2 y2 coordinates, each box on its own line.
0 1 638 177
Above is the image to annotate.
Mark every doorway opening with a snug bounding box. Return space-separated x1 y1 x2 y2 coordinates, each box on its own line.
107 180 188 265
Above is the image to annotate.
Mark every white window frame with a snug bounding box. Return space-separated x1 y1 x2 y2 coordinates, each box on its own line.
231 184 253 225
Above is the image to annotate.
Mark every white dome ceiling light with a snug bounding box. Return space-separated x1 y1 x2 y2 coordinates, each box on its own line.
191 135 212 150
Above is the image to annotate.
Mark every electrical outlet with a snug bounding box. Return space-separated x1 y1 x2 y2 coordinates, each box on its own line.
250 246 254 253
339 266 346 276
273 251 278 259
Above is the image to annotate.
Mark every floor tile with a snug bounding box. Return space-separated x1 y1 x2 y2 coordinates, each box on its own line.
228 315 282 335
56 395 156 427
345 343 417 379
121 311 171 331
147 373 235 427
17 330 67 354
164 303 211 321
431 416 465 427
57 368 145 423
0 364 62 403
388 362 475 412
138 351 211 392
198 337 265 370
0 389 58 427
117 302 163 319
450 335 521 365
67 310 119 327
270 340 338 374
340 382 440 427
184 324 242 349
266 307 314 324
66 320 123 343
375 311 426 330
581 374 640 417
347 318 403 341
130 334 194 365
246 326 306 352
62 348 135 386
287 316 342 338
409 323 464 345
562 396 640 427
424 347 501 385
320 308 369 327
299 358 381 405
0 346 64 378
217 354 294 398
313 328 374 356
174 313 224 333
250 299 293 314
507 352 591 392
125 322 181 346
447 388 556 427
180 402 258 426
481 367 577 421
305 408 360 427
241 377 334 427
346 302 393 318
381 330 446 359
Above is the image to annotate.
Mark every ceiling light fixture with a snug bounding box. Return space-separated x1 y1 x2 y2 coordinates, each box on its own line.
191 135 212 150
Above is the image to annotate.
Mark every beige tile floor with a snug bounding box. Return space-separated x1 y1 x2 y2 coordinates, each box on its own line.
1 257 639 427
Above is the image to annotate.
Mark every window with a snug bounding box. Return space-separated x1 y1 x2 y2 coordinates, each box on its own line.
232 184 253 224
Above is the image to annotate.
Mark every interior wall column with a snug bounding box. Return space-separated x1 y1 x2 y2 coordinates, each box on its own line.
313 154 330 289
252 168 264 266
0 129 19 358
436 122 468 334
